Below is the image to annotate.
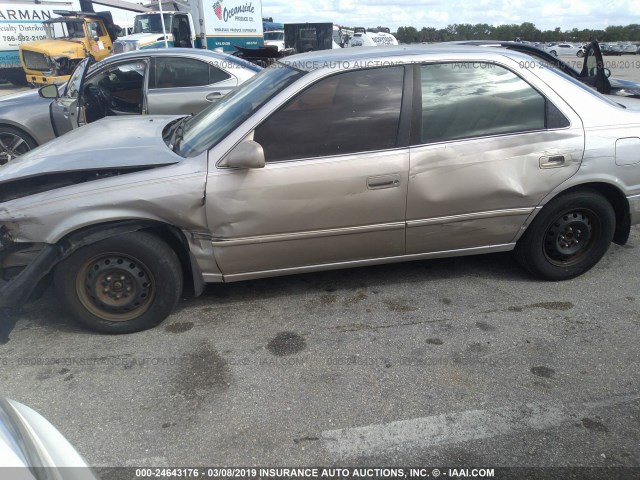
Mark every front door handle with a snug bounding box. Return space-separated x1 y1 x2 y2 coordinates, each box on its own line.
367 174 401 190
206 92 222 101
540 154 571 168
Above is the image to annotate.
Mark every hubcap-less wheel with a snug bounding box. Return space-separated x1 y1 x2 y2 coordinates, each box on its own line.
543 209 598 266
0 132 31 165
76 253 155 322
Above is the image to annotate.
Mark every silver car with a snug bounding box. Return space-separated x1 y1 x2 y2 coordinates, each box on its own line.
0 48 260 164
1 45 640 334
0 398 98 476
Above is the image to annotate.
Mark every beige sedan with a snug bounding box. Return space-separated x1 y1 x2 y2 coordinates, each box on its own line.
1 45 640 333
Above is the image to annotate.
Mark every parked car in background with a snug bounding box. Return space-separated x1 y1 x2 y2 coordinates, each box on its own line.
0 48 260 165
545 43 583 57
453 40 640 98
2 45 640 334
621 43 639 54
600 43 623 55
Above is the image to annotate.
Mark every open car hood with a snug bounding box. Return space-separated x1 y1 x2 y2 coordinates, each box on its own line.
0 115 182 186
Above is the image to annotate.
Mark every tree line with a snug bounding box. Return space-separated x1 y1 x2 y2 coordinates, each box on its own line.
394 23 640 43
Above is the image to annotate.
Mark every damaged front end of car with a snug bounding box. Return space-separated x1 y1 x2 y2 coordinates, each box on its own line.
0 115 212 336
0 221 59 309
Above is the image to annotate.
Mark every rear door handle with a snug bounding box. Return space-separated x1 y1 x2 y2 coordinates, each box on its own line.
206 92 222 101
540 154 571 168
367 174 401 190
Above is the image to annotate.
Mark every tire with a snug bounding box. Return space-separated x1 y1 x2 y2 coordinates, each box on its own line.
514 190 615 281
3 69 28 87
577 50 584 57
54 231 183 333
549 50 558 57
0 125 37 165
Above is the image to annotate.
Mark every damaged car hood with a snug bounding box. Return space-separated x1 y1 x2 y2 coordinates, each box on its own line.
0 115 183 185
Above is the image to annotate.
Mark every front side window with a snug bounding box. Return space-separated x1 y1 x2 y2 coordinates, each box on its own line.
254 66 404 162
82 60 146 122
64 57 91 98
178 63 304 157
420 63 547 144
133 14 172 34
86 22 105 38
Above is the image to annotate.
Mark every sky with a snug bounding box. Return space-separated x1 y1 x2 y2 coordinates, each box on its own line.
262 0 640 32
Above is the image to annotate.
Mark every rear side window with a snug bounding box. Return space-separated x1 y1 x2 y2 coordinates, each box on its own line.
420 63 549 144
254 66 404 162
151 57 230 89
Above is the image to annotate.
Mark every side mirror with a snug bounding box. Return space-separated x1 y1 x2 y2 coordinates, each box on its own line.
589 67 612 78
225 140 265 169
38 84 59 99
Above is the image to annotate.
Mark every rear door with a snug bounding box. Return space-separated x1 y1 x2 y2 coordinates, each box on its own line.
146 56 238 115
406 61 585 254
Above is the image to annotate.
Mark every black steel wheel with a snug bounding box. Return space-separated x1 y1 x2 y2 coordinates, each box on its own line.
54 231 183 333
515 190 615 280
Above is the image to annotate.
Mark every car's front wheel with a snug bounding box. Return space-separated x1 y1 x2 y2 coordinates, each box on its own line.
577 50 584 57
515 190 615 280
54 231 183 333
0 126 37 165
549 50 558 57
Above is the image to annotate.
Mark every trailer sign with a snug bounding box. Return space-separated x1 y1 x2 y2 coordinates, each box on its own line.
207 0 263 50
0 3 60 68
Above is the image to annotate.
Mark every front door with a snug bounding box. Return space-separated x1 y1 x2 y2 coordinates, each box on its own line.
206 66 411 275
49 57 91 136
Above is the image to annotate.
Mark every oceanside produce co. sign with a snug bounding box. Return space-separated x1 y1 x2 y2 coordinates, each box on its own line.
208 0 263 50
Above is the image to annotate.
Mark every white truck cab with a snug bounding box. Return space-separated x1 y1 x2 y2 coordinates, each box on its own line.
263 29 284 51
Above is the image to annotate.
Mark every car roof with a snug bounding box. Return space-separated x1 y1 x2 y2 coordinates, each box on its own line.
279 44 536 72
96 48 261 70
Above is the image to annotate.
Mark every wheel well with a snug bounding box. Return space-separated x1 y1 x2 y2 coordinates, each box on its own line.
55 220 201 297
0 123 38 147
141 224 201 296
557 183 630 245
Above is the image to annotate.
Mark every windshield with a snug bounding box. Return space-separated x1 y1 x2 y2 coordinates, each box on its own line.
133 14 172 34
264 31 284 41
44 20 86 40
178 64 304 157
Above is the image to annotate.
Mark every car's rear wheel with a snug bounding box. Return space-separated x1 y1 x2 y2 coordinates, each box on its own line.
577 50 584 57
515 190 615 280
0 126 37 165
54 231 183 333
549 50 558 57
